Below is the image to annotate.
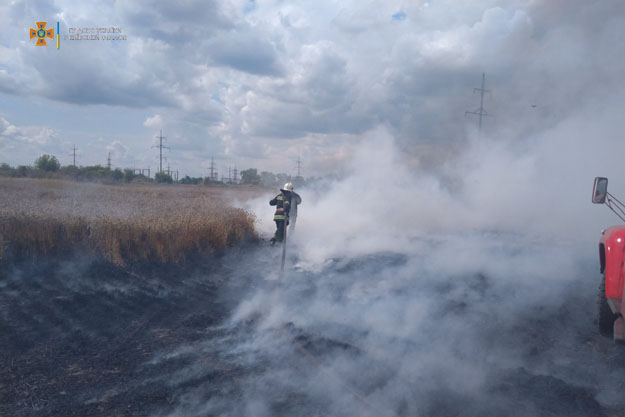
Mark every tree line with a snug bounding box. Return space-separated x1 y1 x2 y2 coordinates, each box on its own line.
0 155 307 188
238 168 306 188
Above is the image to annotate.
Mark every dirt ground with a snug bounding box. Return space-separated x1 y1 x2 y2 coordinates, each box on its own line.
1 243 623 417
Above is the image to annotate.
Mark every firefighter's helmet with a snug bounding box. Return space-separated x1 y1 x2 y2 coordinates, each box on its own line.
282 182 294 191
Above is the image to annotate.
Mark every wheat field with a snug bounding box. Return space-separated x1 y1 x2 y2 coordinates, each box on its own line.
0 178 259 266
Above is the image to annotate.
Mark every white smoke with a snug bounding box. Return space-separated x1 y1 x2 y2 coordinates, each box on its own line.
164 102 625 415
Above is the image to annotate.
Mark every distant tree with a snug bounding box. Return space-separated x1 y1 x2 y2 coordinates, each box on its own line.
260 171 277 188
35 154 60 172
240 168 260 185
131 173 151 184
123 169 135 183
155 172 173 184
0 163 12 176
292 176 306 188
180 175 202 184
83 165 106 174
61 165 79 175
73 165 108 180
16 165 29 177
111 168 124 181
0 163 16 178
276 173 292 188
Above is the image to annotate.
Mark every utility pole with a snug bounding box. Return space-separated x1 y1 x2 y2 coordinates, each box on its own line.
69 145 77 166
296 157 302 178
232 166 238 184
152 130 170 173
228 166 232 184
107 152 111 170
465 72 490 131
209 157 217 180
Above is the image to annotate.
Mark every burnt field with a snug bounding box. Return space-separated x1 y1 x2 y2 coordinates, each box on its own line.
1 234 623 417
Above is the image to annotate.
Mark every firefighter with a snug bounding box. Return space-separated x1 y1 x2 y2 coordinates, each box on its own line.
269 183 292 245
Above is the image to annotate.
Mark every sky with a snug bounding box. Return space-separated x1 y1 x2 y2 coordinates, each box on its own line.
0 0 623 179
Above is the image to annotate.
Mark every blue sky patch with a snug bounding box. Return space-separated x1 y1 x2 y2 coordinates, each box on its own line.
392 11 406 21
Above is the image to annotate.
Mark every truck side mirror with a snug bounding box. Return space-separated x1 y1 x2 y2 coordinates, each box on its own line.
592 177 608 204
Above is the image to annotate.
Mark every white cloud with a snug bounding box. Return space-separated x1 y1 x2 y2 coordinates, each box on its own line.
143 114 163 129
0 114 56 146
105 140 129 160
0 114 63 166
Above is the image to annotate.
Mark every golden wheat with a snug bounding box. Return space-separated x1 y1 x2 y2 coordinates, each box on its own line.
0 178 259 266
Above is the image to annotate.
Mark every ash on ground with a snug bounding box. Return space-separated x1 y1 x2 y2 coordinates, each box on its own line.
1 236 623 417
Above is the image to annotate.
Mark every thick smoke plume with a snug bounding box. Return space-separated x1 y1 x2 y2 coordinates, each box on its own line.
160 103 624 415
205 52 625 412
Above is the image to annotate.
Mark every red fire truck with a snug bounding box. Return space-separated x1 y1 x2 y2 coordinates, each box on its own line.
592 177 625 341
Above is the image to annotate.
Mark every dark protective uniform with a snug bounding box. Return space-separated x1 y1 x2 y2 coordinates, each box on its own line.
269 191 291 244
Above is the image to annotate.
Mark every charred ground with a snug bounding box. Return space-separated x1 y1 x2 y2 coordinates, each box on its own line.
1 257 233 416
1 241 623 417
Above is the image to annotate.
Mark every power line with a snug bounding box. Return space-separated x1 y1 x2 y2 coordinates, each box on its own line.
152 130 170 173
208 157 217 180
165 163 179 181
69 145 77 166
221 166 230 183
465 72 491 131
296 157 303 178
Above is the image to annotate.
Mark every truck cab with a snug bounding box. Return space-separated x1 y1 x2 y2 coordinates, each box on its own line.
592 177 625 341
